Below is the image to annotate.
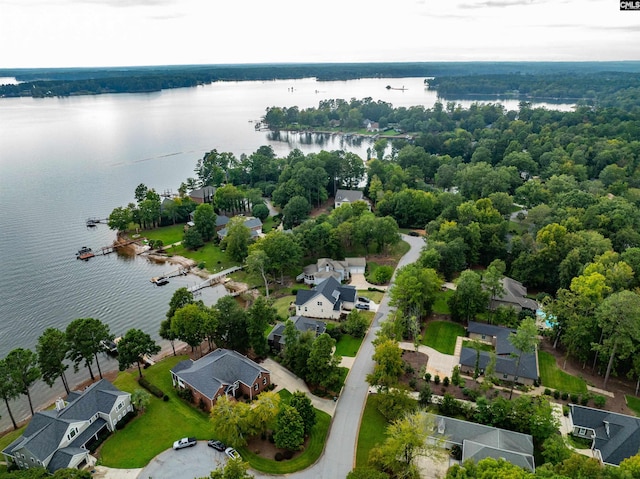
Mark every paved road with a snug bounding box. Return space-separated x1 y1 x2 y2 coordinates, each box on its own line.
252 234 425 479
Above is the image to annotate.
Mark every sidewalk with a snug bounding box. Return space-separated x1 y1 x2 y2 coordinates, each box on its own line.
261 358 336 416
398 341 460 379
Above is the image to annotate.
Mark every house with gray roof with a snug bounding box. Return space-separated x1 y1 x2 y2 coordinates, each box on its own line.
217 216 263 240
297 257 366 285
2 380 131 473
267 316 327 351
188 186 216 204
488 277 538 312
171 348 270 411
334 189 371 211
569 404 640 466
295 276 357 320
459 321 539 385
428 415 535 471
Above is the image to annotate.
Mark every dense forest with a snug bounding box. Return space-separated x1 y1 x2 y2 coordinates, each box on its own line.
1 61 640 98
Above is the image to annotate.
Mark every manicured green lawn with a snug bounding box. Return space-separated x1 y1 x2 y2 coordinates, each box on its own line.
262 216 276 233
101 355 215 468
335 334 363 357
272 295 295 319
356 394 389 467
142 224 186 246
626 395 640 416
432 290 453 315
422 321 465 355
0 426 25 453
355 291 384 303
462 340 493 352
167 242 236 272
538 351 588 394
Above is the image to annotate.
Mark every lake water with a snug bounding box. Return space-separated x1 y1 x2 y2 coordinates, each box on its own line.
0 75 573 430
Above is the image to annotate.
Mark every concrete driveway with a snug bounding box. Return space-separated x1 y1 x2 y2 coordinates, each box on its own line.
137 441 228 479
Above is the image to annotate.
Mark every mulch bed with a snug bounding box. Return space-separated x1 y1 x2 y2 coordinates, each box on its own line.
245 434 308 461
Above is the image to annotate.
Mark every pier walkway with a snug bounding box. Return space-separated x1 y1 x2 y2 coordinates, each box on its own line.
188 266 242 293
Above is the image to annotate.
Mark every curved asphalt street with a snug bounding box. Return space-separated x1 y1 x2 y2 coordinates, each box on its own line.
253 234 425 479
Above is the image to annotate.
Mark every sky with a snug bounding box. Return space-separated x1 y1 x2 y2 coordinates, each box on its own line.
1 0 639 69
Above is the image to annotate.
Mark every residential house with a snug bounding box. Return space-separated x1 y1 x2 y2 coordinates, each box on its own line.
363 119 380 132
217 217 263 240
297 257 366 285
488 277 538 312
188 186 216 204
2 380 131 473
569 404 640 466
334 189 371 211
171 348 270 411
459 321 539 385
428 415 535 471
294 277 356 320
267 316 327 351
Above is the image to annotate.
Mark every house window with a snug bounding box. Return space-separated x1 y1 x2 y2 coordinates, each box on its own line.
317 301 323 306
31 458 35 463
503 373 508 379
578 428 587 436
116 402 124 411
254 383 259 391
481 334 486 340
263 377 267 385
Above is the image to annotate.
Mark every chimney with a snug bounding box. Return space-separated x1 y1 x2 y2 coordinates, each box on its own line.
55 398 66 412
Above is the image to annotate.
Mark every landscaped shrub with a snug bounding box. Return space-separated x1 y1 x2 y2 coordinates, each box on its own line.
115 410 136 430
409 378 417 390
139 377 164 398
580 395 589 406
544 388 552 396
570 393 579 403
424 373 432 383
283 450 294 460
268 434 275 444
291 289 298 295
434 375 441 385
176 387 193 402
593 395 606 408
561 392 569 401
274 452 284 461
462 388 479 402
163 395 170 402
563 405 570 416
553 390 560 399
443 377 450 387
404 363 415 375
370 266 393 285
451 366 461 387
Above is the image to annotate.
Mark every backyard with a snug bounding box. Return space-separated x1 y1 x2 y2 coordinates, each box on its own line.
538 351 588 395
422 321 465 355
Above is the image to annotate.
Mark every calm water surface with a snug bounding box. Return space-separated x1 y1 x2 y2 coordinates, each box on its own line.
0 76 573 429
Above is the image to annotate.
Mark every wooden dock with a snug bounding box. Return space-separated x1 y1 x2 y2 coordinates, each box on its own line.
188 266 242 293
151 266 191 284
86 217 108 227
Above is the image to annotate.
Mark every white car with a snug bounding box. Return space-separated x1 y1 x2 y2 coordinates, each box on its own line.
173 437 197 449
225 447 240 459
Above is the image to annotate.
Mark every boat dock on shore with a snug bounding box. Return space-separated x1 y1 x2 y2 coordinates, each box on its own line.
151 266 191 286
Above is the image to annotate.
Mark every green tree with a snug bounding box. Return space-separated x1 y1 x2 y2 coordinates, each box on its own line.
117 328 161 377
248 390 280 437
166 287 195 319
369 411 442 479
390 264 442 319
66 317 112 381
159 318 179 356
212 296 249 352
131 388 151 413
251 231 302 285
210 395 251 448
594 290 640 389
171 303 207 355
0 359 20 429
508 317 539 399
182 226 204 250
367 337 405 391
274 404 305 451
107 206 133 232
482 260 506 324
289 391 316 436
283 195 311 229
6 348 41 416
448 270 488 323
306 333 341 390
36 328 70 394
245 249 270 298
251 203 269 221
193 203 216 241
247 296 276 357
343 309 369 338
223 217 252 262
208 457 254 479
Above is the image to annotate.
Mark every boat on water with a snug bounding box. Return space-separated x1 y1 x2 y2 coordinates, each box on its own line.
101 339 119 356
76 246 95 260
151 276 169 286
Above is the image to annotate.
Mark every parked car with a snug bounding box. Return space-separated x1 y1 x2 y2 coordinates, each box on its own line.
355 303 370 310
408 231 420 237
173 437 197 449
207 440 226 451
225 447 240 459
357 296 370 303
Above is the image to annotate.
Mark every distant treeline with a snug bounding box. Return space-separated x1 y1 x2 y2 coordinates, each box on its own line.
428 71 640 103
2 61 640 98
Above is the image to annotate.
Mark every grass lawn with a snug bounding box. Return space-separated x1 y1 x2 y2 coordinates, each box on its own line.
262 216 276 233
272 295 295 318
0 426 25 453
356 291 385 303
432 290 453 315
626 395 640 416
462 340 493 352
538 351 588 394
335 334 363 357
142 224 186 246
422 321 465 355
356 394 389 467
101 356 215 468
167 242 236 272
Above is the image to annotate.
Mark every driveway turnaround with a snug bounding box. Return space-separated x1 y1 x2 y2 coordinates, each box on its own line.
138 441 227 479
